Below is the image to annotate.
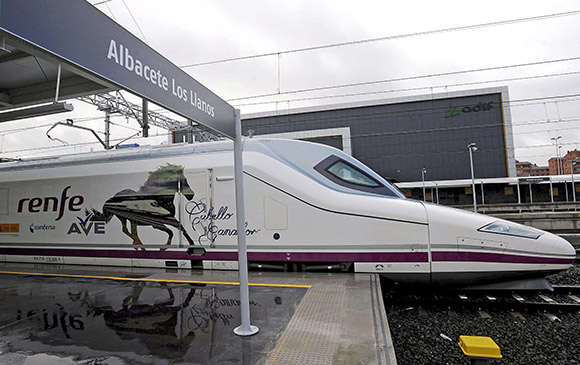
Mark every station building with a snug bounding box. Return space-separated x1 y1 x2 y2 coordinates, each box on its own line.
241 87 516 183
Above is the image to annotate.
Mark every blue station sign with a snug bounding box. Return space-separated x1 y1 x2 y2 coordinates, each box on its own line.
0 0 235 138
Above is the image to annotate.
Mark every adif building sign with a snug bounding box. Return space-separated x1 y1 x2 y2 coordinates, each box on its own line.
445 101 494 118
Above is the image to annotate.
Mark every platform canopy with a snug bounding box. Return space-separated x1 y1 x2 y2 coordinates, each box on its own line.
0 34 115 116
0 0 235 138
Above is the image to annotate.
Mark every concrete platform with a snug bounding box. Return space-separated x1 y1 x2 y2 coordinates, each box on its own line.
0 263 396 364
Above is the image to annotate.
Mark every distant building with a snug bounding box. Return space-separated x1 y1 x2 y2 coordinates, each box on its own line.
241 87 516 182
548 157 563 175
562 150 580 174
548 150 580 175
516 160 549 177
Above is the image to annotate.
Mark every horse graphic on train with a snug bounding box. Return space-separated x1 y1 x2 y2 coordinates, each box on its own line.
90 164 196 249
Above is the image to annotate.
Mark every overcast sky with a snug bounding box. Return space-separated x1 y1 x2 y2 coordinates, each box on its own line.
2 0 580 169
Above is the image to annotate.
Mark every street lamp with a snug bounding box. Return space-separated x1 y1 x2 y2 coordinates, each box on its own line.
572 160 578 203
558 145 564 175
551 136 562 175
468 143 478 212
421 168 427 202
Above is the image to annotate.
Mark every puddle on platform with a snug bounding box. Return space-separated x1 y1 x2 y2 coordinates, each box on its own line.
0 274 308 364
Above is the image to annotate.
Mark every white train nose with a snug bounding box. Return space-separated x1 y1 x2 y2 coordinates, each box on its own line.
541 233 576 268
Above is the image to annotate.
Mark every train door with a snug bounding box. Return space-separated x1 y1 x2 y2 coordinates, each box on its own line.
179 169 211 247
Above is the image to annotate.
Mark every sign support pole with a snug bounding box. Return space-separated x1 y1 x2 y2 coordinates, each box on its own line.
233 108 259 337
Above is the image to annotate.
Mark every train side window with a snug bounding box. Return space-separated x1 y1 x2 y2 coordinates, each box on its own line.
314 155 398 197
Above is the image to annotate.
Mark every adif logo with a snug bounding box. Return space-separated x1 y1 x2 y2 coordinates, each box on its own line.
445 101 494 118
445 105 460 118
67 213 105 235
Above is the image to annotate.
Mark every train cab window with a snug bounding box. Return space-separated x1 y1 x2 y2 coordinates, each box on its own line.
327 161 381 187
314 155 399 197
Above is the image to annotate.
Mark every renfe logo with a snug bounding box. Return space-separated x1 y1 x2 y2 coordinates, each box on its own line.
17 186 84 221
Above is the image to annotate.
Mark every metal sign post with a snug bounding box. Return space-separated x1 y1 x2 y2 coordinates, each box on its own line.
233 109 259 336
468 143 478 212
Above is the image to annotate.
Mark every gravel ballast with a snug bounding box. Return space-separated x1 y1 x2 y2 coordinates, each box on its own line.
386 259 580 364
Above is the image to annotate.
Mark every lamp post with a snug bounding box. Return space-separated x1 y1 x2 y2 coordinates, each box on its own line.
572 160 578 203
551 136 562 175
421 168 427 202
558 145 564 175
468 143 478 212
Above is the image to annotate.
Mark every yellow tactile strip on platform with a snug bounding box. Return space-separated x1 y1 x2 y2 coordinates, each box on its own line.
266 279 345 365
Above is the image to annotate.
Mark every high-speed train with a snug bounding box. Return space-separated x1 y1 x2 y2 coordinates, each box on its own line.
0 139 575 287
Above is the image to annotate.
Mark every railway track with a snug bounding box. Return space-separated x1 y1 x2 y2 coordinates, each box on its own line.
384 285 580 316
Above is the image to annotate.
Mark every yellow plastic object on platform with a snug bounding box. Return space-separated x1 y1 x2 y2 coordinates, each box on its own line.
458 336 502 359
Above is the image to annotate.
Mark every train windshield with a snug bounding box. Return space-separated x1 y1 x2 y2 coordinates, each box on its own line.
328 161 381 187
314 155 399 197
252 139 404 198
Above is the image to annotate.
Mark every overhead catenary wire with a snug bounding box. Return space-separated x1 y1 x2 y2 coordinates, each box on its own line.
91 0 112 6
2 106 576 151
514 125 580 136
512 114 580 126
3 92 579 158
1 128 574 163
121 0 149 44
103 1 117 21
2 84 579 157
0 117 580 153
92 0 148 44
0 135 548 161
232 68 580 108
0 114 137 137
237 91 580 131
180 9 580 68
229 56 580 103
1 131 171 158
3 90 580 155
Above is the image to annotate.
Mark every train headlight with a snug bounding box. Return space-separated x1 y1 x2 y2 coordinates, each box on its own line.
478 221 543 239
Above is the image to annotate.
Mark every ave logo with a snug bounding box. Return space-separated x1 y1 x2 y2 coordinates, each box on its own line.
67 213 105 235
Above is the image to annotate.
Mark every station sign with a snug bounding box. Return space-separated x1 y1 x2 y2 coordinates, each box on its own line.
0 0 235 138
519 177 551 184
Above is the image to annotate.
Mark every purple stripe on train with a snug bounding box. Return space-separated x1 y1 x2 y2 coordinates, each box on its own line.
431 251 574 265
0 248 428 263
0 248 573 265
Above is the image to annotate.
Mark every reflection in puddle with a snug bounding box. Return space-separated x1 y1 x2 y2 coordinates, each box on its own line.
0 277 306 364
